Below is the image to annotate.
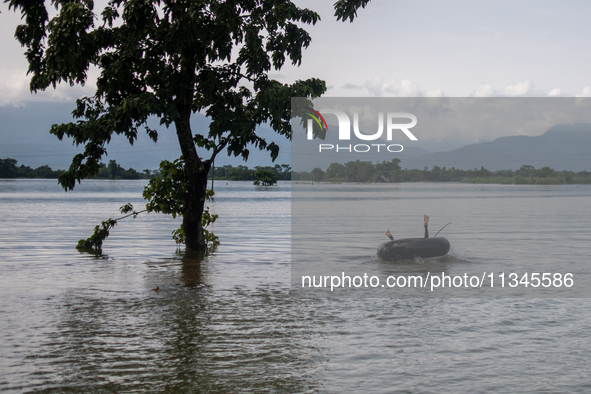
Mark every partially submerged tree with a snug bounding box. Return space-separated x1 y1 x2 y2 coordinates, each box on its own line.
7 0 369 252
253 168 278 186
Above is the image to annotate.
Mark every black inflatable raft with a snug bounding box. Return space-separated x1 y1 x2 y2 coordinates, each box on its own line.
377 237 450 262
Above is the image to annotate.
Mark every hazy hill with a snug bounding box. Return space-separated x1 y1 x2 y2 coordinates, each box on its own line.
291 119 434 172
0 102 291 170
5 103 591 173
402 124 591 171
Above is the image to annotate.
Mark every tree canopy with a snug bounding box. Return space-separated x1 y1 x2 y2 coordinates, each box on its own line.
7 0 370 252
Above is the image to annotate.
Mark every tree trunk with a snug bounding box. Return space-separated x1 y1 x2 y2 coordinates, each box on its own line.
174 112 211 253
183 163 210 252
174 54 212 252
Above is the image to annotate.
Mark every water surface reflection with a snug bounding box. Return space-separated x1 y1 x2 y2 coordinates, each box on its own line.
2 181 591 393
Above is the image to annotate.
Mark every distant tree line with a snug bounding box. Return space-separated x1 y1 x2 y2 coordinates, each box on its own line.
94 160 152 180
293 159 403 183
0 158 154 180
1 158 292 183
5 157 591 185
0 158 64 178
458 165 591 185
292 160 591 185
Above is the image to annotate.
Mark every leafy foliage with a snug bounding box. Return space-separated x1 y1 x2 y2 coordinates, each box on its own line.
211 164 291 181
334 0 371 22
143 158 218 248
76 203 147 255
7 0 330 189
7 0 371 251
253 169 278 186
76 218 117 254
76 157 218 255
143 159 187 219
170 199 219 251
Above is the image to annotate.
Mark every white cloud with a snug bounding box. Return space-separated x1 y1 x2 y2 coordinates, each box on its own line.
335 78 591 99
363 76 387 97
471 84 498 97
576 87 591 97
502 79 545 97
342 83 364 90
383 79 424 97
333 76 445 98
424 89 445 98
0 66 98 106
470 80 574 98
0 73 30 106
0 75 94 106
3 2 591 104
547 88 574 97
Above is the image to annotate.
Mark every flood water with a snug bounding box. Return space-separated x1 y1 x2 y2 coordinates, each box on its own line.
1 179 591 393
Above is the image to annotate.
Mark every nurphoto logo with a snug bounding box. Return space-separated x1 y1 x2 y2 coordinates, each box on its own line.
304 109 418 153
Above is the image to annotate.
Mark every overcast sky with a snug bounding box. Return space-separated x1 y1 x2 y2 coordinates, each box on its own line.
3 0 591 105
2 0 591 143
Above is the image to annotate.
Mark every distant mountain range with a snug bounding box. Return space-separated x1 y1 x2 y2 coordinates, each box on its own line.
292 122 591 172
0 102 291 170
3 102 591 173
402 123 591 171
